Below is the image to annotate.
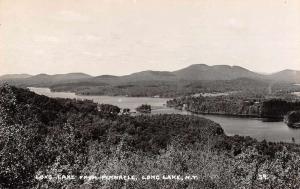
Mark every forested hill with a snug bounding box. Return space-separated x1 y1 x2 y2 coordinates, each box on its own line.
50 77 276 97
0 84 223 188
1 64 300 98
167 95 300 120
0 64 300 97
2 64 300 84
2 84 300 188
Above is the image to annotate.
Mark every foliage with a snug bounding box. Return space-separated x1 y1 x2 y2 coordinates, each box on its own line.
261 99 300 118
98 104 120 118
284 110 300 127
48 78 300 98
136 104 151 114
167 95 262 117
167 95 300 120
2 84 300 188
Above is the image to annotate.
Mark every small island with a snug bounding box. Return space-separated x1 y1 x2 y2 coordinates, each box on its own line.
136 104 151 114
284 111 300 128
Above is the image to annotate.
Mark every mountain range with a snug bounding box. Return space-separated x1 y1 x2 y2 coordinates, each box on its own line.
1 64 300 86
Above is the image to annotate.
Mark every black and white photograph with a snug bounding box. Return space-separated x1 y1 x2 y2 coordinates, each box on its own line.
0 0 300 188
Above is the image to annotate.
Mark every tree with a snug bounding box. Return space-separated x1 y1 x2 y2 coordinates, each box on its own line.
284 111 300 128
136 104 151 114
122 108 131 115
98 104 120 118
0 84 40 188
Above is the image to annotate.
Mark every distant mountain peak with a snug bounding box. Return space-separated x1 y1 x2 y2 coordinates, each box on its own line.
95 75 118 78
0 74 32 80
2 64 300 85
35 73 50 76
188 64 209 68
280 69 298 73
268 69 300 82
173 64 260 81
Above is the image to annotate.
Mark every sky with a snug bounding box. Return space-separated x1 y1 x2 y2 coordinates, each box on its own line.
0 0 299 76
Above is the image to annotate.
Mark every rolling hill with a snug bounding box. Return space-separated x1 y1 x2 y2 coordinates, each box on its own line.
0 74 32 80
120 70 178 82
1 64 300 90
173 64 263 80
1 73 92 87
268 69 300 83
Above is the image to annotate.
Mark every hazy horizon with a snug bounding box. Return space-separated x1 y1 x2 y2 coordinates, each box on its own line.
1 0 299 76
1 63 299 77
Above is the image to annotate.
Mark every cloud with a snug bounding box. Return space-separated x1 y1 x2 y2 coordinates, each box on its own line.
34 49 46 55
225 18 246 32
80 34 103 41
82 51 103 58
33 35 60 43
55 10 89 22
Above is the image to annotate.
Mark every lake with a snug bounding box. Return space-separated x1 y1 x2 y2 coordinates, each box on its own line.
293 92 300 97
29 87 300 144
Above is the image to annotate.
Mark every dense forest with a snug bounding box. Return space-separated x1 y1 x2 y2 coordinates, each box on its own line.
136 104 151 114
284 111 300 128
48 78 300 98
167 95 300 120
2 84 300 188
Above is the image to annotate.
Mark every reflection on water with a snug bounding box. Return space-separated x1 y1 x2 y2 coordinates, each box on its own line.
293 92 300 97
29 87 300 144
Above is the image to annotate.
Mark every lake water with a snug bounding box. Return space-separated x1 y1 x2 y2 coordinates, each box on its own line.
29 87 300 144
292 84 300 97
293 92 300 97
